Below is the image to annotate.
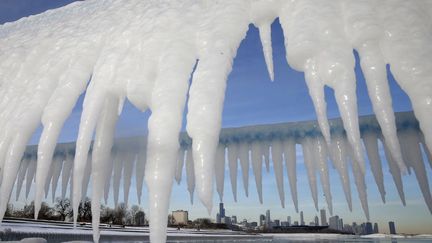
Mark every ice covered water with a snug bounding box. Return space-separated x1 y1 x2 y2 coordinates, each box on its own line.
0 1 432 243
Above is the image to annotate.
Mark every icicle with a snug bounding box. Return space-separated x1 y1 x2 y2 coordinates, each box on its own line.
186 3 249 214
112 152 123 207
304 60 331 145
261 142 270 173
250 141 263 204
399 130 432 213
104 154 115 205
25 157 36 199
144 41 196 243
350 149 370 220
271 140 285 208
214 145 226 202
238 143 250 197
175 149 185 185
43 165 54 199
135 143 147 204
420 134 432 169
61 153 73 199
123 153 136 206
15 157 30 201
329 134 352 211
311 136 332 215
301 137 318 211
50 156 64 203
363 132 386 203
282 138 298 212
382 137 406 206
227 143 239 202
379 0 432 157
257 24 274 81
81 156 92 201
342 0 406 174
91 95 119 243
185 149 195 204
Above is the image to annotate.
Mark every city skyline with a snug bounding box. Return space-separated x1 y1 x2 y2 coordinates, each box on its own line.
2 0 431 235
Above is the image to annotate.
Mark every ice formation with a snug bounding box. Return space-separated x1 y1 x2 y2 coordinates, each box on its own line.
0 1 432 243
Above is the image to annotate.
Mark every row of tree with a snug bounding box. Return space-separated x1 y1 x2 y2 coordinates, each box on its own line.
5 197 146 226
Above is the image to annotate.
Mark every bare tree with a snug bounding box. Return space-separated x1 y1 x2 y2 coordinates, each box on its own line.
54 197 72 221
78 197 92 222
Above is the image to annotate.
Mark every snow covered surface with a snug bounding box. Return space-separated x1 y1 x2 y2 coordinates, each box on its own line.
0 0 432 243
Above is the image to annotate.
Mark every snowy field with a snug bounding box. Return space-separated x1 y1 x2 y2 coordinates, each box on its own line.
1 219 432 243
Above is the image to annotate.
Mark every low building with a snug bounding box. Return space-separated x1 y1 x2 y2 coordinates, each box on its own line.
172 210 188 225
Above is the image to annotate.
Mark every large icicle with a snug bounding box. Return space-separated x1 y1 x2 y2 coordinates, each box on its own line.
61 153 73 199
363 132 386 203
175 149 186 185
122 152 136 206
350 147 370 220
186 2 249 213
214 145 226 202
91 94 120 243
228 143 239 202
15 157 30 201
271 140 285 208
342 0 406 173
379 0 432 156
250 141 263 204
135 144 147 204
112 152 123 207
81 156 92 201
301 137 318 211
282 138 298 212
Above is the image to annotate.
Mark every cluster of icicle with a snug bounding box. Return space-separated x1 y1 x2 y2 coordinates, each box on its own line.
0 0 431 242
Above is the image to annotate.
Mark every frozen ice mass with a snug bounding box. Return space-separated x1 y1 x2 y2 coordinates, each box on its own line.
0 0 432 242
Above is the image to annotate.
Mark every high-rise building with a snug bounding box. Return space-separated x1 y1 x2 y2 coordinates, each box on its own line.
265 210 271 228
274 219 280 227
216 213 221 224
231 215 237 224
314 215 319 226
373 223 379 233
338 218 343 230
287 216 291 226
329 215 339 229
320 209 327 226
259 214 265 226
300 211 305 225
172 210 188 225
389 221 396 234
219 203 225 218
365 222 373 234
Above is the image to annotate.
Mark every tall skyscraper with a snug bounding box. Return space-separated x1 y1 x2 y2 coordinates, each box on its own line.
265 210 271 228
219 203 225 218
329 215 339 229
365 222 373 234
373 223 379 233
287 216 291 226
300 211 304 225
320 209 327 226
389 221 396 234
259 214 265 226
314 215 319 226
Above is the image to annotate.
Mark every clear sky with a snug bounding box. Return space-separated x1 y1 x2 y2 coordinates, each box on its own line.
2 0 431 235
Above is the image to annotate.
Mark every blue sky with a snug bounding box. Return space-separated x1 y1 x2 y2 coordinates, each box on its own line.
2 0 431 234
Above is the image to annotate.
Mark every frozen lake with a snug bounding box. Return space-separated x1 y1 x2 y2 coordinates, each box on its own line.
1 219 431 242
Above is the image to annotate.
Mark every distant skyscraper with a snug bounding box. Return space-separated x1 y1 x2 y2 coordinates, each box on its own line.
329 215 339 229
300 211 305 225
338 218 343 230
216 213 221 224
231 215 237 224
259 214 265 226
365 222 373 234
314 215 319 226
373 223 379 233
389 221 396 234
320 209 327 226
265 210 271 228
219 203 225 218
274 219 280 226
287 216 291 226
